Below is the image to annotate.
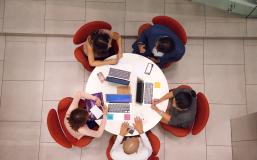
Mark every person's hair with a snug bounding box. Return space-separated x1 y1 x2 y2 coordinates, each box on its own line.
156 37 174 54
123 137 140 155
174 91 195 110
90 30 111 55
67 108 88 131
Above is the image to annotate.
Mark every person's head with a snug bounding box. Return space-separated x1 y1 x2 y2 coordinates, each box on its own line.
173 90 196 110
90 30 112 54
123 137 140 154
67 108 88 131
156 36 174 54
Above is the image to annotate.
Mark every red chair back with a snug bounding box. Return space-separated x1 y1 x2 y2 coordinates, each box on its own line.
192 92 210 135
152 16 187 45
47 109 72 148
73 21 112 45
57 97 94 147
160 122 191 137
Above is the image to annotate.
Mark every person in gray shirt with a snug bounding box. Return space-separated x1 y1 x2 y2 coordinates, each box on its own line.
151 88 197 129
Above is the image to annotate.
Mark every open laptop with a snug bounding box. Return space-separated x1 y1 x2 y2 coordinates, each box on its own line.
106 67 131 85
106 103 131 121
136 78 161 104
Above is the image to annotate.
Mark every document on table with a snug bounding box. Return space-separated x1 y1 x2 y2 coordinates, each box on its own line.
90 105 103 119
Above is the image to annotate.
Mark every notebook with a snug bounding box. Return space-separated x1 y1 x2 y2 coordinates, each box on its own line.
84 92 104 120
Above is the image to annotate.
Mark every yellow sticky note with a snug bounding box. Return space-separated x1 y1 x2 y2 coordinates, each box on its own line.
154 82 161 88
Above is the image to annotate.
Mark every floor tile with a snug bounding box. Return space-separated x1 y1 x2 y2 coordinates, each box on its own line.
204 39 244 64
246 85 257 114
151 124 165 144
158 142 165 160
244 39 257 46
232 140 257 160
0 36 4 60
86 0 124 2
187 38 203 45
46 37 76 61
207 146 232 160
44 62 84 100
46 0 85 21
164 44 204 83
87 132 111 148
81 142 107 160
165 3 205 37
40 101 58 143
169 83 204 93
4 0 45 33
84 70 91 82
206 104 247 145
245 45 257 84
126 0 164 21
125 21 151 36
45 20 84 35
0 18 3 32
247 18 257 37
0 61 3 96
0 81 43 121
205 65 246 104
39 143 81 160
86 2 125 35
165 131 206 160
4 41 45 80
205 6 246 23
206 22 246 37
0 122 40 160
124 37 136 53
0 0 4 18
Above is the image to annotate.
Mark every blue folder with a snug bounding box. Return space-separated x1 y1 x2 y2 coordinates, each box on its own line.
106 94 132 103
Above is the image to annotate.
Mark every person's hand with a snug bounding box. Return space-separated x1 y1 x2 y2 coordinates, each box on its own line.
138 44 146 54
95 97 102 107
109 57 119 65
120 122 129 136
102 104 108 115
152 99 161 105
133 117 143 134
117 52 123 59
151 103 159 112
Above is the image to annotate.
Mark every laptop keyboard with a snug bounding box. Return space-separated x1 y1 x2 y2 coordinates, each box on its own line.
108 103 130 113
144 83 153 104
109 68 131 80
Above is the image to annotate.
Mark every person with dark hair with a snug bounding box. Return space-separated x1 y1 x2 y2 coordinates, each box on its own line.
132 24 185 68
83 29 123 67
151 88 197 129
110 117 152 160
64 91 108 139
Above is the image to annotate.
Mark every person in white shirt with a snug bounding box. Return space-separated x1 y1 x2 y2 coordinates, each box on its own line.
110 117 152 160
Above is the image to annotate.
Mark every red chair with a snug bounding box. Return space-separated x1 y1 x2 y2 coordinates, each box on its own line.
73 21 118 72
106 131 160 160
47 109 72 148
160 85 210 137
192 92 210 135
57 97 94 147
137 16 187 69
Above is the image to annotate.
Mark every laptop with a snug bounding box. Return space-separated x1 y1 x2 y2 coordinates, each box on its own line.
106 103 131 121
136 78 161 104
106 67 131 85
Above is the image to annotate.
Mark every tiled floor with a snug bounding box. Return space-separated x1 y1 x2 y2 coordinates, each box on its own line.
0 0 257 160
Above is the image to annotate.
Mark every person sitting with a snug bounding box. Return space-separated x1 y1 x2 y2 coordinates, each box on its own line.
83 29 123 67
132 24 185 68
64 91 108 139
151 88 197 129
110 117 152 160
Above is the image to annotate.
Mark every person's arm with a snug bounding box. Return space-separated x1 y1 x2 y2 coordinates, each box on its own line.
151 104 172 123
140 133 153 156
153 91 173 105
86 42 119 67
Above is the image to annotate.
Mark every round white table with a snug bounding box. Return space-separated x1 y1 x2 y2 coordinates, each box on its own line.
85 53 169 136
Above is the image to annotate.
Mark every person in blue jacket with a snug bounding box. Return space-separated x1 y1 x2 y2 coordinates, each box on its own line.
132 24 185 68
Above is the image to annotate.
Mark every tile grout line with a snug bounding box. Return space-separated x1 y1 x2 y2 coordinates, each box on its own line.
0 35 6 109
243 39 249 114
43 0 46 34
1 0 5 32
203 37 207 160
37 34 47 160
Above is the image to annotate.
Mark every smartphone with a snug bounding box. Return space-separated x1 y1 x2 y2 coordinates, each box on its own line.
97 72 105 83
145 63 153 75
